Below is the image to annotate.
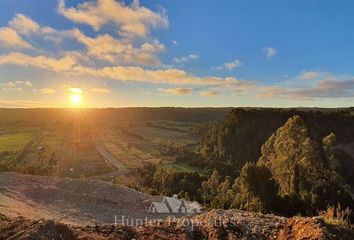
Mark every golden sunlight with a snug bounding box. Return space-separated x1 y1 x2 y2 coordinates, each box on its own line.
71 94 81 105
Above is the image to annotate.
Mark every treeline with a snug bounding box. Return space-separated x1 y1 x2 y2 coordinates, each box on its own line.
0 108 232 128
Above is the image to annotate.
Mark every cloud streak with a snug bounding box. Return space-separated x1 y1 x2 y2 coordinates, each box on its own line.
216 59 242 71
92 87 111 93
0 52 255 89
173 54 198 64
158 87 192 95
256 78 354 100
199 91 219 97
40 88 56 94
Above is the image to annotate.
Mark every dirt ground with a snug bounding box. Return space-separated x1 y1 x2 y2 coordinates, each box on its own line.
0 172 161 226
1 209 354 240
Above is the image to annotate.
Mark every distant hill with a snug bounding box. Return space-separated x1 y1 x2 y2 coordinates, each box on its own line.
0 108 233 128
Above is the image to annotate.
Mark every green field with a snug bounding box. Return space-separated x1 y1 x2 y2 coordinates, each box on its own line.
0 133 34 152
163 162 202 173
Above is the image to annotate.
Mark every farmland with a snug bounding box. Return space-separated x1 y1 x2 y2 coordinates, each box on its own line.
0 132 34 152
0 108 230 181
0 131 35 170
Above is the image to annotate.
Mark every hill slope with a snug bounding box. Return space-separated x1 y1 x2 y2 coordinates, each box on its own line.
0 172 160 225
1 172 354 239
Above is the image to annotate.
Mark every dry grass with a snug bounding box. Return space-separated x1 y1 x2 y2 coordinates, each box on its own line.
319 204 352 228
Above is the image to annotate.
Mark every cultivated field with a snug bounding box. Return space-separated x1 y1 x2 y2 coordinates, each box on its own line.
0 109 215 181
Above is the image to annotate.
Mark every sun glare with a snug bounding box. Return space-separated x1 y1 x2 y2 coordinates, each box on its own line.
71 94 81 105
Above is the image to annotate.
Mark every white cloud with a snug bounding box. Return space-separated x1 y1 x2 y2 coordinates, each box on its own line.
9 14 40 35
263 47 277 60
298 71 322 80
158 87 192 95
40 88 56 94
3 13 166 66
69 87 82 93
173 54 198 64
2 80 33 91
5 82 16 87
70 28 164 65
7 14 73 44
199 91 219 97
57 0 168 38
0 27 33 49
2 87 22 92
216 59 242 71
14 80 33 87
172 40 178 45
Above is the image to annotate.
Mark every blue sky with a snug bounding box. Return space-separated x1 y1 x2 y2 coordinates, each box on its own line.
0 0 353 107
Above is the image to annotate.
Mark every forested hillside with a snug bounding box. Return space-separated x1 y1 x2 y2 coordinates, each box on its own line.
196 108 354 174
140 108 354 217
195 108 354 215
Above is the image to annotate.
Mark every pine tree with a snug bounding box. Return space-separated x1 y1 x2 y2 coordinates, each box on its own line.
200 170 220 206
258 115 324 197
322 133 341 172
231 162 278 213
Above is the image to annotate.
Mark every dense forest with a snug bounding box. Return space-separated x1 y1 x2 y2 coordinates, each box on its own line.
139 108 354 217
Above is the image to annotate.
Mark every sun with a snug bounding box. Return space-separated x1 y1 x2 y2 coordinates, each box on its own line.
71 94 81 105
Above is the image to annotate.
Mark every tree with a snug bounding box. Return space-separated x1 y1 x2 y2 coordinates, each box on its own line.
322 133 341 172
200 170 221 206
258 115 324 197
231 162 278 213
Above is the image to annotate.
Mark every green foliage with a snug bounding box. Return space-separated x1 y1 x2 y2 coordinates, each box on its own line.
232 162 278 213
0 133 33 152
322 133 341 172
196 108 354 176
200 170 221 205
256 115 354 214
259 115 324 197
136 162 204 201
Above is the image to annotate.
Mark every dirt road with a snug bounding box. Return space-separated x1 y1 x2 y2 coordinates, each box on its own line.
95 142 128 174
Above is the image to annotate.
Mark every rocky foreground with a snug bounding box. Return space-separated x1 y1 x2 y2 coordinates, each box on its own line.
1 172 354 239
1 209 354 240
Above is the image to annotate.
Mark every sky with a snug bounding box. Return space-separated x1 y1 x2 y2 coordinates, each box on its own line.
0 0 354 108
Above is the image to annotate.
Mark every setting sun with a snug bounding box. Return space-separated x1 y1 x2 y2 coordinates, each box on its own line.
71 94 81 105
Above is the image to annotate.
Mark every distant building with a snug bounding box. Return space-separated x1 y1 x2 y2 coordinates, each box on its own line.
148 195 202 214
148 201 170 214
